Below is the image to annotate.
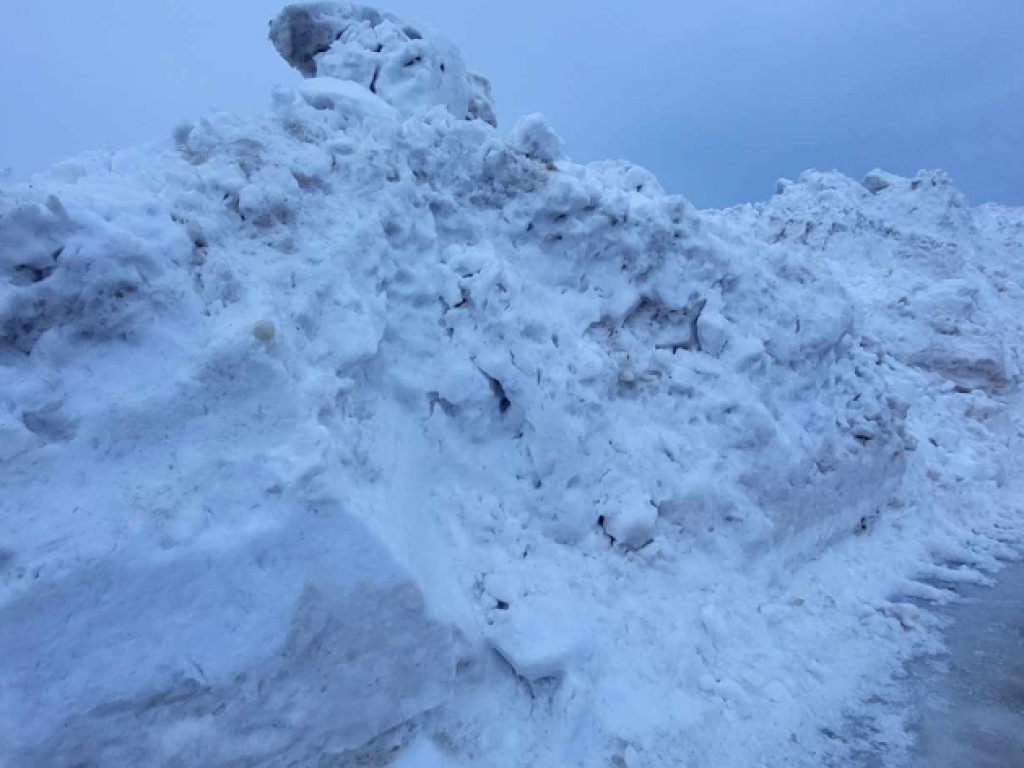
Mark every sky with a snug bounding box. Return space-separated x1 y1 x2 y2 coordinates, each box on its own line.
1 0 1021 209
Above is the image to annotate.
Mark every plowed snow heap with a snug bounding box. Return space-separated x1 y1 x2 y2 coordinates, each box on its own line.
1 4 1016 767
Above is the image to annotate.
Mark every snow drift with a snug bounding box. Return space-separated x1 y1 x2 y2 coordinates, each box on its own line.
1 3 1021 766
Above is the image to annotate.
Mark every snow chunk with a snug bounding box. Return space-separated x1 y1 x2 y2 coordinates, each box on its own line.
489 599 585 682
0 506 453 766
297 76 398 120
508 112 565 163
270 3 497 126
862 168 897 194
601 493 658 549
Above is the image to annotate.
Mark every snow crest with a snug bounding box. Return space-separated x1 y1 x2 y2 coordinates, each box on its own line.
270 3 497 126
711 169 1022 393
1 4 1021 767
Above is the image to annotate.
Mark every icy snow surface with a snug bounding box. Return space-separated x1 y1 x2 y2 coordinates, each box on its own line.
1 4 1022 766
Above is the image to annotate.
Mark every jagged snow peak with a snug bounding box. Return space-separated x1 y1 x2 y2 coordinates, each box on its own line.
269 3 497 126
1 3 1022 767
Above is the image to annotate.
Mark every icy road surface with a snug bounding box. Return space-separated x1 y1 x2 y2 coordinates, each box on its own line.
861 562 1024 767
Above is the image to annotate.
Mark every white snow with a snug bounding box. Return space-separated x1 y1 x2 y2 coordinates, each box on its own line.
507 113 565 164
270 3 496 126
1 3 1022 767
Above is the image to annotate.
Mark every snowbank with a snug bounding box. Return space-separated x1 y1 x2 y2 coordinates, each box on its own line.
1 3 1021 766
710 169 1022 393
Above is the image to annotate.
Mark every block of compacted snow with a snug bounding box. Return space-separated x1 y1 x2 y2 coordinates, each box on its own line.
297 77 399 119
601 494 658 550
507 113 565 163
861 169 898 194
893 281 1017 390
0 507 453 767
270 2 497 126
488 599 585 682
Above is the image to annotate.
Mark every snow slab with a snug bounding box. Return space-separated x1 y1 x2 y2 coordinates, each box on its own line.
1 3 1022 767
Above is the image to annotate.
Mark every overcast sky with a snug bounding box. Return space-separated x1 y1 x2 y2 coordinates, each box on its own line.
1 1 1021 208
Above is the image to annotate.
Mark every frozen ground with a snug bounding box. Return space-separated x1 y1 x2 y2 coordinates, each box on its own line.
0 3 1022 767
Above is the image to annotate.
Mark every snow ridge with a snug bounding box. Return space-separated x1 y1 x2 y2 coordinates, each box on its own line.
0 4 1021 766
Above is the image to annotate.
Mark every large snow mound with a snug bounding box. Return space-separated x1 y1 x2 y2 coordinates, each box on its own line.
1 4 1021 766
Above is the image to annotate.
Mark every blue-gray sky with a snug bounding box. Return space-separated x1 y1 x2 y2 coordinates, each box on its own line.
1 1 1021 208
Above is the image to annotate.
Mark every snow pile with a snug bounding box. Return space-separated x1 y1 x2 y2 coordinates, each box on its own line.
1 4 1021 767
710 169 1022 393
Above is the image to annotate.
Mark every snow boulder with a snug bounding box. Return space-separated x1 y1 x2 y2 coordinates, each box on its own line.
0 512 453 767
270 2 497 126
861 168 897 194
600 493 658 550
508 113 565 164
489 601 586 682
